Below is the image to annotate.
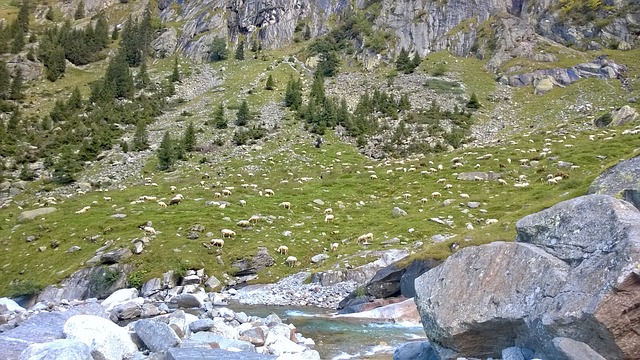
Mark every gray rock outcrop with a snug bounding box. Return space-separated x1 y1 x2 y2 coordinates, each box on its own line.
18 339 92 360
17 208 57 222
414 195 640 359
588 155 640 210
610 105 639 127
134 319 182 352
37 264 133 302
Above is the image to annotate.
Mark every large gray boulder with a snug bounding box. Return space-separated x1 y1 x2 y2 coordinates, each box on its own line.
588 155 640 210
414 195 640 359
17 208 57 222
166 347 275 360
134 319 181 352
37 264 133 302
400 258 442 298
63 315 138 360
610 105 639 127
19 339 91 360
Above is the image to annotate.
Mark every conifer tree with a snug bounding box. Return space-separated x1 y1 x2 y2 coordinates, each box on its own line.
11 27 25 54
310 73 325 103
395 48 410 73
235 40 245 60
466 93 481 109
0 61 10 99
136 58 151 89
284 76 301 110
111 26 119 41
398 93 411 111
132 121 150 151
94 13 109 49
0 23 9 54
303 25 311 40
412 52 421 70
209 37 228 61
7 106 21 134
251 39 259 52
265 74 275 90
9 69 24 101
67 86 83 110
157 130 174 170
181 121 196 152
213 103 227 129
235 100 250 126
170 56 180 82
16 0 30 33
74 1 85 20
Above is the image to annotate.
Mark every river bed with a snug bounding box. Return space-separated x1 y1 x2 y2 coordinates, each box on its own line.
227 302 427 359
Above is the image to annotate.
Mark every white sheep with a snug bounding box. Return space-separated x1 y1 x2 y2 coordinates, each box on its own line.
324 208 333 215
402 193 411 199
158 201 167 208
103 197 112 201
547 178 558 185
420 198 429 204
330 243 339 252
237 220 250 227
211 239 225 248
474 176 484 181
460 193 470 199
436 178 446 184
444 184 453 190
239 200 247 206
222 189 232 196
249 215 261 224
286 256 299 267
221 229 236 238
279 201 291 210
431 191 442 198
498 179 508 185
170 185 177 192
357 232 374 244
370 174 378 180
75 206 91 214
485 219 499 225
214 192 222 198
264 189 275 196
325 214 335 223
141 226 157 236
277 245 289 255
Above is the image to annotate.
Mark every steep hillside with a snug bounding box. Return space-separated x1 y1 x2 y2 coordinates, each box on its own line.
0 0 639 298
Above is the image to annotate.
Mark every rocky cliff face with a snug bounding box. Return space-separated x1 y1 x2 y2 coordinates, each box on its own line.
414 195 640 359
158 0 639 64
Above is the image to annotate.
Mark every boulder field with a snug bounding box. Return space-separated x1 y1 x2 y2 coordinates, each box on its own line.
414 194 640 359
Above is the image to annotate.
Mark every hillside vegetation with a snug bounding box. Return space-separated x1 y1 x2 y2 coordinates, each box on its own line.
0 0 639 297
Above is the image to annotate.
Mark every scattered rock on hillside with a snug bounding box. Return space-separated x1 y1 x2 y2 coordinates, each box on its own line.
17 208 57 222
533 76 556 95
588 155 640 209
414 195 640 359
456 172 501 181
613 105 639 126
37 264 133 302
392 207 407 217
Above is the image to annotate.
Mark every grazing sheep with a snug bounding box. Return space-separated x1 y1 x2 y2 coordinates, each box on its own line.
75 206 91 214
547 178 558 185
431 191 442 198
421 198 428 204
460 193 470 199
403 193 411 199
169 197 182 205
325 214 335 223
474 176 484 181
103 197 112 201
286 256 299 267
279 201 292 210
214 192 222 198
357 232 374 244
140 225 157 236
249 215 261 224
170 185 177 192
370 174 378 180
277 245 289 255
211 239 224 248
444 184 453 190
221 229 236 238
222 189 232 197
330 242 339 252
324 208 333 215
485 219 499 225
237 220 250 227
436 178 446 184
264 189 275 196
498 179 508 185
239 200 247 206
158 201 168 208
450 242 460 252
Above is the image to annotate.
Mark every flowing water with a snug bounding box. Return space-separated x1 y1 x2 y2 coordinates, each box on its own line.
228 302 427 359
